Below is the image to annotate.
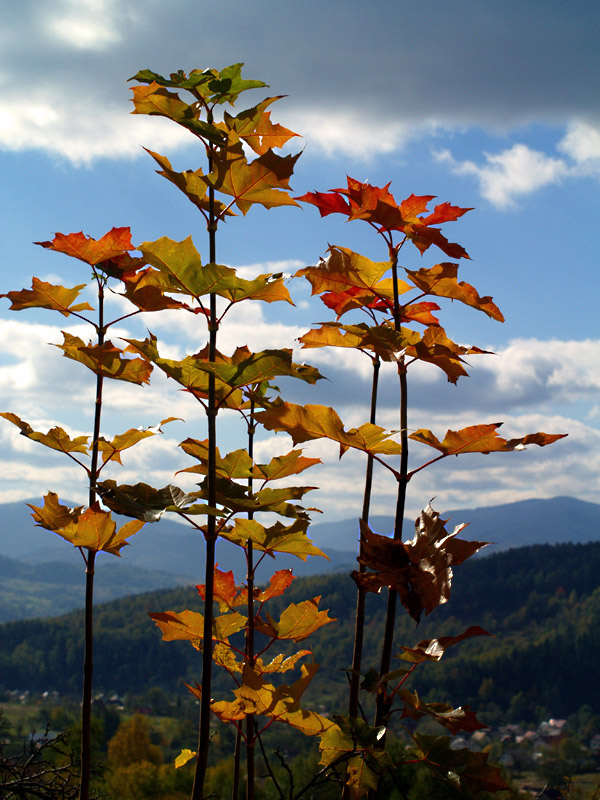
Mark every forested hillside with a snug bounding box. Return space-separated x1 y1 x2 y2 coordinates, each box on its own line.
1 541 599 723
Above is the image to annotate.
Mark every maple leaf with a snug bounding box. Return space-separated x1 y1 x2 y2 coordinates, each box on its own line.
398 626 492 663
404 326 492 384
298 179 472 258
257 569 295 602
97 480 192 522
35 228 133 266
55 333 152 385
196 566 240 612
29 495 144 555
149 609 246 649
130 83 225 144
252 449 322 481
409 423 567 457
405 262 504 321
353 507 488 622
178 439 254 479
130 64 266 105
255 401 402 459
96 419 179 466
0 413 89 455
254 597 335 641
118 267 191 313
318 717 388 799
1 278 94 317
399 690 488 735
143 149 235 217
223 97 299 155
206 140 301 215
296 246 407 313
221 518 327 561
27 492 83 531
409 733 509 793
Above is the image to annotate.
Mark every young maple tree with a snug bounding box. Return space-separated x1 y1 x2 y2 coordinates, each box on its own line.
0 63 568 800
254 177 566 796
118 65 337 800
0 225 186 800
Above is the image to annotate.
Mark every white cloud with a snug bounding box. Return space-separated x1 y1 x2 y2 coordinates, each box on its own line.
435 145 569 209
44 0 123 51
1 1 598 164
558 120 600 174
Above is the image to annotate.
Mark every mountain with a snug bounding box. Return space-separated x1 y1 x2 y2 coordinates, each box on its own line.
1 495 599 623
307 496 600 554
0 499 355 622
2 540 600 722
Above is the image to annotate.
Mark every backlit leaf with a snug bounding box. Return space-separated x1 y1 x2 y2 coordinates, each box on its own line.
255 401 402 458
406 262 504 321
409 423 567 455
149 609 246 649
143 149 234 217
130 83 225 144
55 332 152 384
258 569 295 602
222 518 327 561
196 566 239 612
35 228 133 266
297 246 408 313
207 141 301 215
29 496 144 555
253 449 322 481
1 413 89 455
174 749 196 769
1 278 94 317
223 97 299 155
254 597 335 641
96 419 178 465
27 493 83 532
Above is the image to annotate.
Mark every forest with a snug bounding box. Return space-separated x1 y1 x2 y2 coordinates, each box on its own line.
2 540 599 719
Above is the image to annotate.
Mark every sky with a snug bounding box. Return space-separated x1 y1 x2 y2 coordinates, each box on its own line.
0 0 599 531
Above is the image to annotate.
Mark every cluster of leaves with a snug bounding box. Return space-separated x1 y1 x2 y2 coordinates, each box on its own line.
0 63 567 800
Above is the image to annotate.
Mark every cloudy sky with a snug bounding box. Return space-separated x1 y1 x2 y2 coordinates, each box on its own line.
1 0 599 530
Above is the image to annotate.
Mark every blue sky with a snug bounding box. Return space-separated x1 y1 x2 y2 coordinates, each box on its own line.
0 0 599 525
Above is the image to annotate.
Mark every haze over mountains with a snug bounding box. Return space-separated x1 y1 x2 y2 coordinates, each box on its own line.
1 496 599 622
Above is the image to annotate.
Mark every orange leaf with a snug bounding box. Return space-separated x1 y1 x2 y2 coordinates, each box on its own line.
409 423 567 456
405 262 504 321
29 496 144 555
258 569 295 602
223 97 299 155
1 413 89 455
196 566 240 612
222 518 327 561
255 401 402 458
207 141 301 215
254 597 335 641
55 332 153 384
35 228 133 266
1 278 94 317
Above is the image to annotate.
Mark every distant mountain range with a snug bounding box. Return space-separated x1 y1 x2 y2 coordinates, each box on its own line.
0 495 598 622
